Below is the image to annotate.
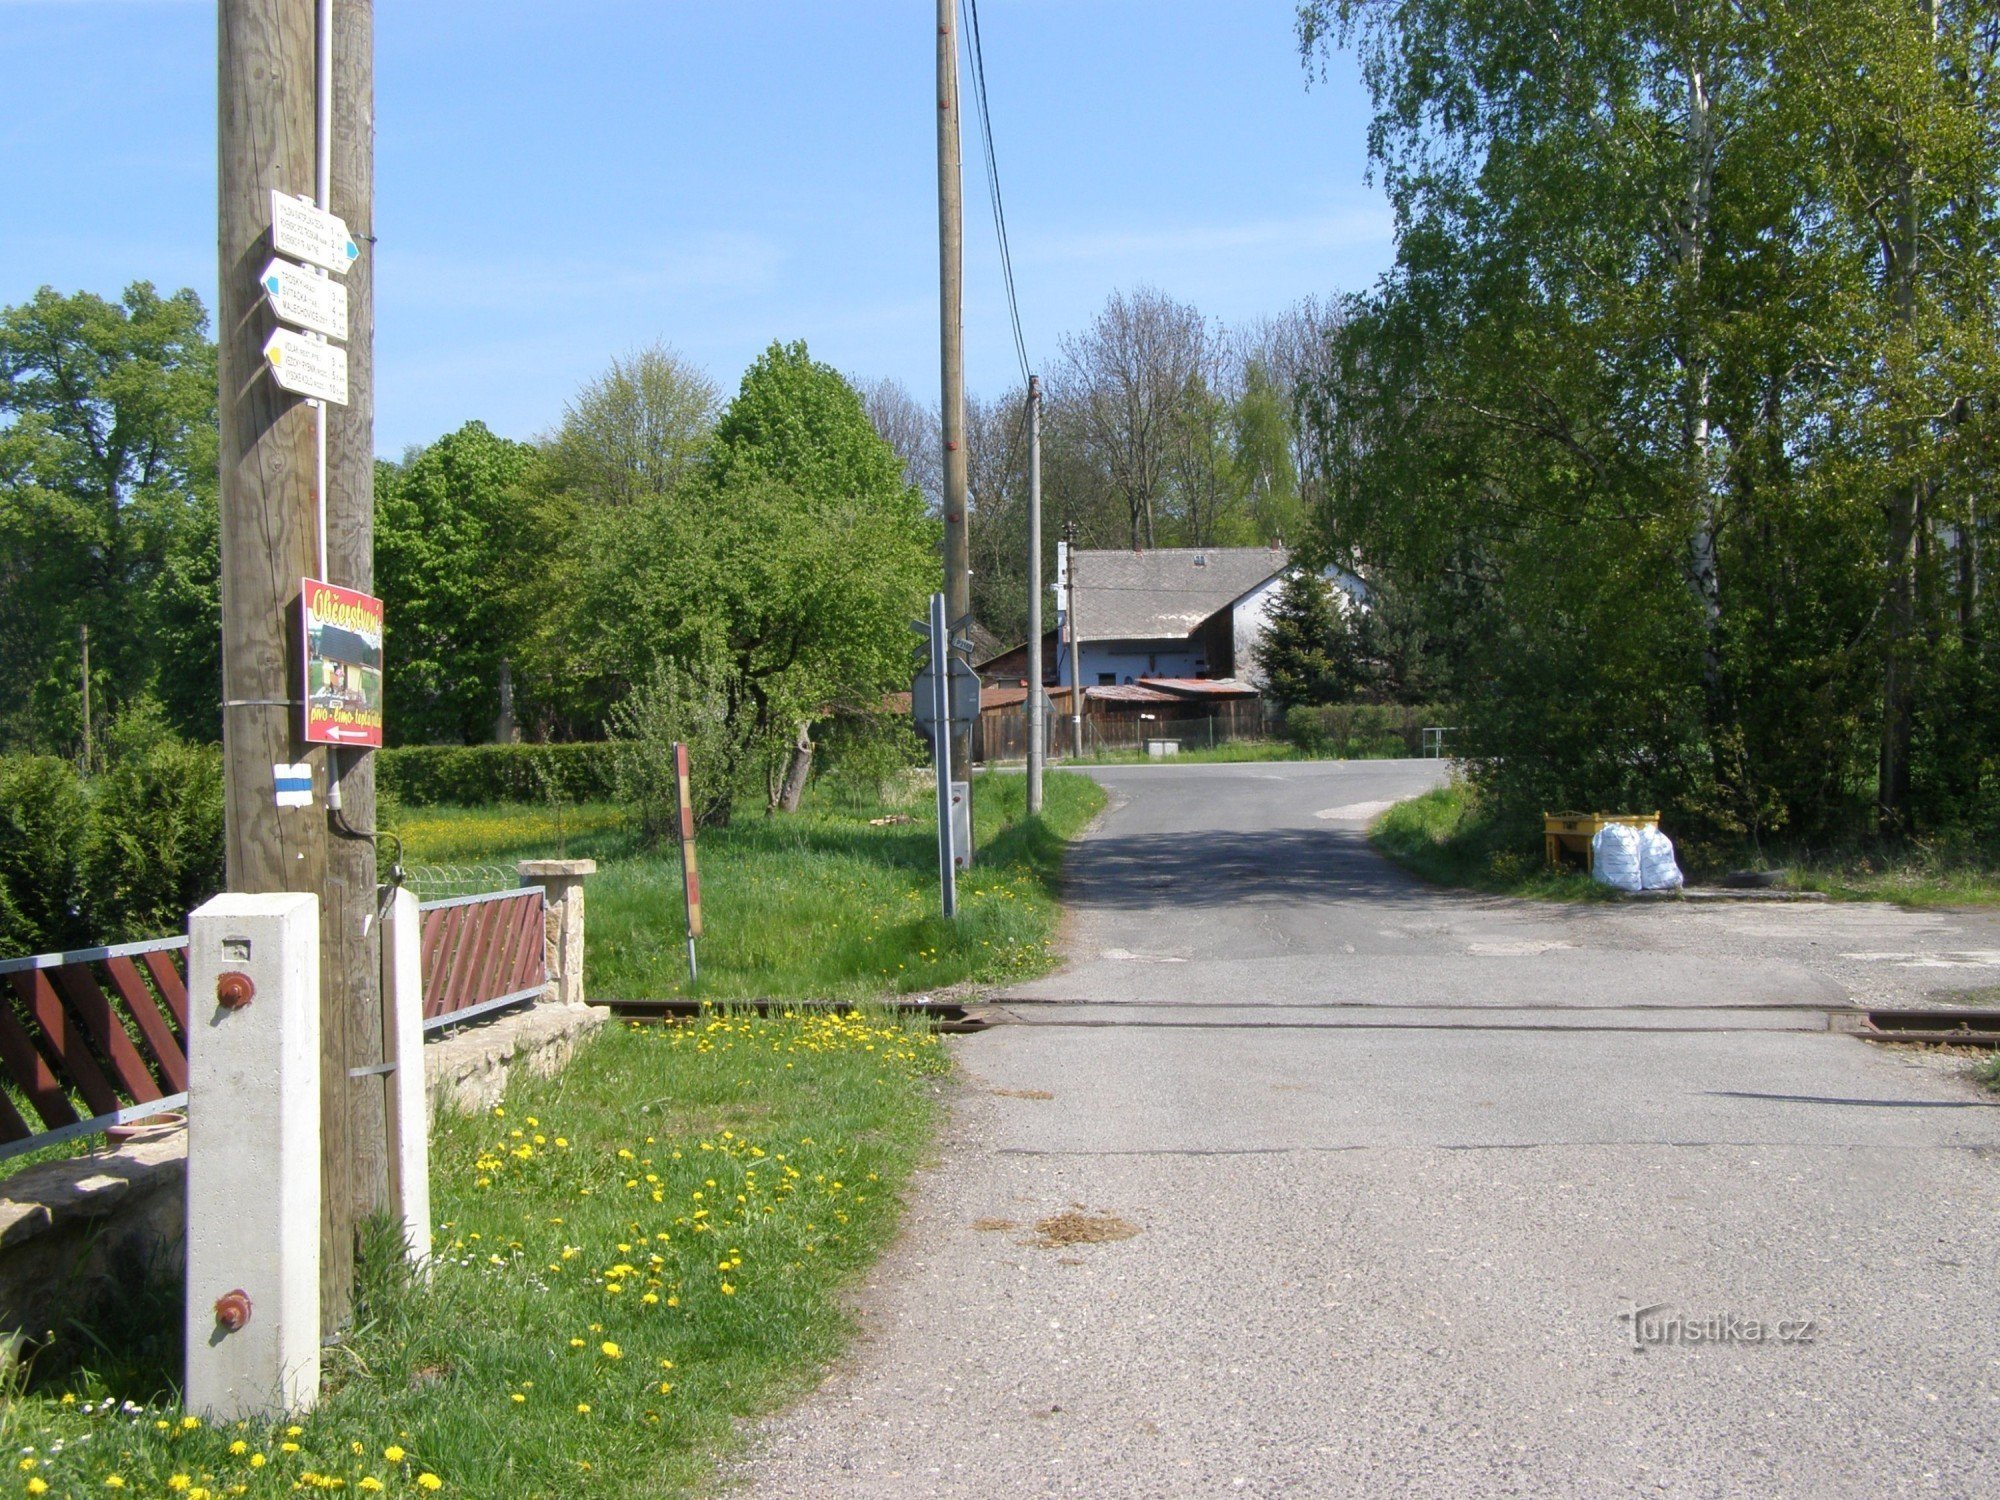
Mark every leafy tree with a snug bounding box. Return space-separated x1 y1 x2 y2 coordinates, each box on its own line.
0 284 217 749
541 343 716 509
376 421 539 744
1296 0 2000 849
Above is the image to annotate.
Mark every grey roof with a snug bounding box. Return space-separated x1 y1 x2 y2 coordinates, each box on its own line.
1068 546 1288 642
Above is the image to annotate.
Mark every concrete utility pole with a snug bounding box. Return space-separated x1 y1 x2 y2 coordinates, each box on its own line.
936 0 972 774
1025 377 1044 812
218 0 381 1335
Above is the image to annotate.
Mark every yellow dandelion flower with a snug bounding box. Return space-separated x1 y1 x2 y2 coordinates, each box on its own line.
248 1456 266 1469
600 1341 622 1359
27 1480 48 1496
228 1440 248 1456
384 1446 405 1463
417 1477 443 1493
575 1402 591 1415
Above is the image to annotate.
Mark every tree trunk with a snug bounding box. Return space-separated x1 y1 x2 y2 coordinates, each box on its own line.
776 722 813 813
1679 53 1723 695
1878 150 1923 835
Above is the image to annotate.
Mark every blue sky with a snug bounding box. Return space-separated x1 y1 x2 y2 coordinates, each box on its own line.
0 2 1392 455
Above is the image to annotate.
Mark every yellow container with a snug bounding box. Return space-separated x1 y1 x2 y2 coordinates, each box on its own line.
1543 811 1660 872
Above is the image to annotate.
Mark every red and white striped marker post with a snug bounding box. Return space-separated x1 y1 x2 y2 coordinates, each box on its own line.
674 742 702 984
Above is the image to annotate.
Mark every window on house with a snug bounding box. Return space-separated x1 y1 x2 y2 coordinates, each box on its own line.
1097 673 1116 686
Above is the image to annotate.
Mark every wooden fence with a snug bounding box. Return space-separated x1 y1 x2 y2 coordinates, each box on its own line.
0 937 191 1158
416 886 546 1031
975 699 1276 761
0 886 547 1159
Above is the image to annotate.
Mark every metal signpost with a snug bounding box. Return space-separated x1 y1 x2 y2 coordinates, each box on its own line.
912 593 979 918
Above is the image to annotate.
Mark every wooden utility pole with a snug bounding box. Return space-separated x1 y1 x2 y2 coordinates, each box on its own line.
1025 377 1043 812
218 0 380 1335
327 0 388 1240
936 0 972 775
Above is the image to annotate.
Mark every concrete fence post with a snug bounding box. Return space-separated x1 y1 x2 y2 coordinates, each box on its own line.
380 888 431 1276
184 892 321 1420
518 859 596 1007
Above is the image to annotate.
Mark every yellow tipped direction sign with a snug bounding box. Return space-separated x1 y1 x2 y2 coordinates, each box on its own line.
263 328 349 405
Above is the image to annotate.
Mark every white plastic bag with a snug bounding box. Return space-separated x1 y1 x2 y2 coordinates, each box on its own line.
1590 823 1643 893
1637 824 1684 890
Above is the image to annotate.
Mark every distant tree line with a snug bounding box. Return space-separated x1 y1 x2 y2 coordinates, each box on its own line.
0 296 935 818
860 287 1348 646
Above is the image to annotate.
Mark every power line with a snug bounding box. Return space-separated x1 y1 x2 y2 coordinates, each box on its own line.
961 0 1031 387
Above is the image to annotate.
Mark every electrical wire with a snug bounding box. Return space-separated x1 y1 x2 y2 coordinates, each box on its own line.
961 0 1031 387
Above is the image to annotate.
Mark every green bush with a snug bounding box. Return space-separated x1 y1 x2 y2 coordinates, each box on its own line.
608 655 783 840
1283 703 1449 758
376 743 616 807
0 756 95 954
85 737 226 943
812 710 926 798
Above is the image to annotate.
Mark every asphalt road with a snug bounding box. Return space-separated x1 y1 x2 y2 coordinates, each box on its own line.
743 760 2000 1499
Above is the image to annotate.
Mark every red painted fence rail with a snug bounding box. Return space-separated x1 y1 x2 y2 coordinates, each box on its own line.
417 886 547 1031
0 937 191 1158
0 885 547 1159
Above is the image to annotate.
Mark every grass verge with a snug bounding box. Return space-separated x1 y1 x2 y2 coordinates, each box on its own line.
396 771 1106 1002
2 1008 947 1498
1375 781 2000 907
1371 781 1614 901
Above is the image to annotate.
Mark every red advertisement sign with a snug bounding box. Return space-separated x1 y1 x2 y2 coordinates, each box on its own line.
300 578 385 747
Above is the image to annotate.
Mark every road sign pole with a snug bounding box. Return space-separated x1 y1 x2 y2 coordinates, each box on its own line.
930 593 958 919
1026 376 1044 813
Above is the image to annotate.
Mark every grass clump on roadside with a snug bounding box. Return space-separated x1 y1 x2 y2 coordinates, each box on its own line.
588 768 1103 1000
1371 780 1614 901
1376 780 2000 908
1 1007 947 1498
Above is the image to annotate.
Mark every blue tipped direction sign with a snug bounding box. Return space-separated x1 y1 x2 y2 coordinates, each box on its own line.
260 258 348 340
269 191 360 275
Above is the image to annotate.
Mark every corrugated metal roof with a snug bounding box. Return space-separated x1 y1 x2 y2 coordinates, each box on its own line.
1140 677 1260 699
1084 683 1184 704
1068 546 1288 642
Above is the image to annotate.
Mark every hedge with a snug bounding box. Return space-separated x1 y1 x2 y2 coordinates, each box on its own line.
1282 703 1452 758
376 743 617 808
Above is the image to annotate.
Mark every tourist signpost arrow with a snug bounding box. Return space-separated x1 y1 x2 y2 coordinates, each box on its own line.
260 258 349 339
263 328 349 405
269 190 360 275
